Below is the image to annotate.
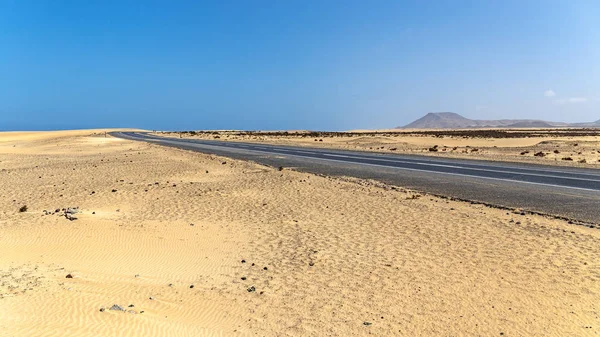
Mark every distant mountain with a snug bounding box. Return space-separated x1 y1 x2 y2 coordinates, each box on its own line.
400 112 598 129
402 112 475 129
570 119 600 127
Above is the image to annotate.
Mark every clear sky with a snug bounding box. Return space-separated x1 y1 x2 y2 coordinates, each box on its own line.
1 1 598 131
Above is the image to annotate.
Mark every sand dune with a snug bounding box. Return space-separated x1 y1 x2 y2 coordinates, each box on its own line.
1 130 599 336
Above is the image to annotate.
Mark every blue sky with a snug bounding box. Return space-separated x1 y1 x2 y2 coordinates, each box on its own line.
0 1 598 131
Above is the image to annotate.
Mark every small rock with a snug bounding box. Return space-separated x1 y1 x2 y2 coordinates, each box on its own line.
363 322 372 326
109 304 125 311
189 285 194 289
149 296 154 300
65 274 73 279
241 277 247 280
99 307 105 312
241 260 246 263
247 286 256 292
111 189 117 192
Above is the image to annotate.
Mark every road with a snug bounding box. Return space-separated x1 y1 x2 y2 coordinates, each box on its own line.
113 132 600 224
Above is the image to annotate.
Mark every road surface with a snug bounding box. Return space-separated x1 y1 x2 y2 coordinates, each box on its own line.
113 132 600 224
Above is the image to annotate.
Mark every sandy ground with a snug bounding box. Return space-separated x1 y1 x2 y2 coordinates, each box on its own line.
161 130 600 168
1 130 599 336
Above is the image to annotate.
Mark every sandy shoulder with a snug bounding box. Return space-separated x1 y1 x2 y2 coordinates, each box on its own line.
1 131 599 336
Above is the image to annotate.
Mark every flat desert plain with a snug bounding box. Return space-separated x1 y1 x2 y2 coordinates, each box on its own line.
163 129 600 168
1 130 600 336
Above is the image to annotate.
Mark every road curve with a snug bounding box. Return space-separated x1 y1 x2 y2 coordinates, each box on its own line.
113 132 600 224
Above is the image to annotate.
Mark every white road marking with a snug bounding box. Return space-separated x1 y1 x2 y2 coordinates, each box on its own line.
317 153 600 183
122 133 600 193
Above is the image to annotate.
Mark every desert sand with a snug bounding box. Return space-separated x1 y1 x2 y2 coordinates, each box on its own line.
1 130 599 336
162 129 600 168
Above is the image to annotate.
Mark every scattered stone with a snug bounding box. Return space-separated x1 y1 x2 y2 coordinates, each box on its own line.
149 296 155 300
241 260 246 263
247 286 256 292
263 267 268 271
99 307 105 312
111 189 117 192
533 151 545 157
241 277 247 280
189 285 194 289
109 304 125 311
65 274 73 279
363 322 372 326
65 213 78 221
65 207 79 214
128 304 134 308
19 205 28 213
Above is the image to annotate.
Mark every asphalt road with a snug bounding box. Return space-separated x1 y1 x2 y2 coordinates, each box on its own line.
113 132 600 224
